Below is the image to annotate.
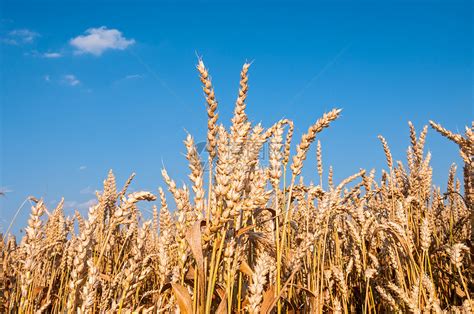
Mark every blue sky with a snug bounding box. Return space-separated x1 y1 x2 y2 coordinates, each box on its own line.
0 0 472 235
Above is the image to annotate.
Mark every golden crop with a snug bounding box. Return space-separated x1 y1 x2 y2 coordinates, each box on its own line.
1 61 472 313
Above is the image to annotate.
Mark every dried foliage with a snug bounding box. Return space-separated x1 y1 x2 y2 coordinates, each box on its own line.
1 62 473 313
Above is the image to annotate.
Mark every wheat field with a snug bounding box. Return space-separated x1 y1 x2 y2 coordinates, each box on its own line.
0 61 473 313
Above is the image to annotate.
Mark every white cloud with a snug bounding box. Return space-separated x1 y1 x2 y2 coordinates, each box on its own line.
43 52 62 58
63 200 77 208
64 74 80 86
0 187 13 195
2 29 39 45
64 198 98 211
79 199 98 210
114 74 144 85
70 26 135 56
79 165 87 171
80 186 97 195
125 74 143 79
23 50 62 58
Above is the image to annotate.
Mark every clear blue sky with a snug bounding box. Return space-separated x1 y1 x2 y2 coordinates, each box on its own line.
0 0 472 235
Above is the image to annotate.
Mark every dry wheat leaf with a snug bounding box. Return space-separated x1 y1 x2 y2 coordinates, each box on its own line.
259 285 276 314
185 220 205 276
171 283 193 314
215 286 227 314
239 260 253 277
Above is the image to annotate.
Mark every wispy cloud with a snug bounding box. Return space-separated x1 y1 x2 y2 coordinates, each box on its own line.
79 165 87 171
114 74 144 85
24 50 63 58
44 75 51 82
43 52 62 58
1 29 39 45
0 186 13 195
125 74 143 80
80 199 98 209
80 186 96 195
64 74 80 86
64 198 98 211
70 26 135 56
